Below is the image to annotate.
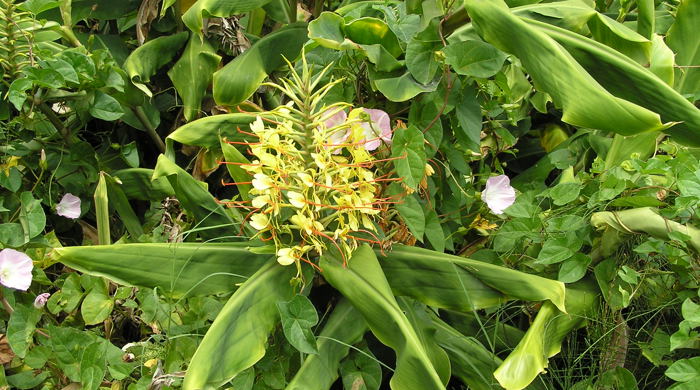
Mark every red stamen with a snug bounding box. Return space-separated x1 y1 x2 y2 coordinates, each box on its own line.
312 229 347 267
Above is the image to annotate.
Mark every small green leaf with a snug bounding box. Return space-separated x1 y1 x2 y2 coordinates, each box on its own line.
19 191 46 241
423 207 445 253
340 346 382 390
7 78 32 110
550 182 581 206
391 125 426 190
558 253 591 283
387 183 425 241
81 279 114 325
371 70 439 102
277 295 320 355
454 85 482 152
89 91 124 121
7 303 42 358
444 40 507 78
537 236 579 265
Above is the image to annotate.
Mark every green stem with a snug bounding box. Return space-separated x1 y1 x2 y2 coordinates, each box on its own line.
131 106 166 153
35 100 71 143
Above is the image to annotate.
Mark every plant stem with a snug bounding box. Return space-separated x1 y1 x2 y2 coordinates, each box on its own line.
131 106 166 153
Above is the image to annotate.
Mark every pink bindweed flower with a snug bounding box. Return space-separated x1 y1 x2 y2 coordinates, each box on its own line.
0 249 34 291
354 108 392 151
482 175 516 215
34 293 50 308
323 109 349 154
56 193 81 219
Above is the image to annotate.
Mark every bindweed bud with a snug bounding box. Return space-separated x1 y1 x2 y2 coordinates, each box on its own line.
34 293 51 308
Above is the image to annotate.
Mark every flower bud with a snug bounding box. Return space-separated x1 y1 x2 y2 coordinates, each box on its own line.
33 293 50 308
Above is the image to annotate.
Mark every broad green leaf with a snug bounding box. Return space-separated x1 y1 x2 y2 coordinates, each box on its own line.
123 32 189 96
7 303 42 358
391 125 426 190
380 245 567 312
182 0 274 39
52 242 270 297
286 299 367 390
153 155 235 239
182 262 297 389
636 0 655 39
308 12 354 50
398 298 451 385
168 113 256 149
89 91 124 121
666 357 700 383
444 40 507 78
104 174 145 238
168 34 221 121
112 168 174 201
431 314 507 390
587 13 651 64
596 367 638 390
494 280 598 390
649 34 675 86
320 245 449 390
277 295 319 354
528 19 700 146
464 0 664 136
667 0 700 98
213 23 307 106
345 17 402 58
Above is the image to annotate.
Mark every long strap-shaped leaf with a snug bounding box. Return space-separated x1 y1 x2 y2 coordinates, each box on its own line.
52 242 270 297
167 113 256 149
494 279 599 390
591 207 700 252
183 261 297 389
320 245 450 390
526 19 700 147
379 245 567 312
463 0 664 136
430 313 508 390
286 299 367 390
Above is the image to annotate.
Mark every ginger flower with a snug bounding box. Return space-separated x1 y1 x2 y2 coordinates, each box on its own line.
0 249 33 291
287 191 306 209
249 213 270 231
482 175 516 215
